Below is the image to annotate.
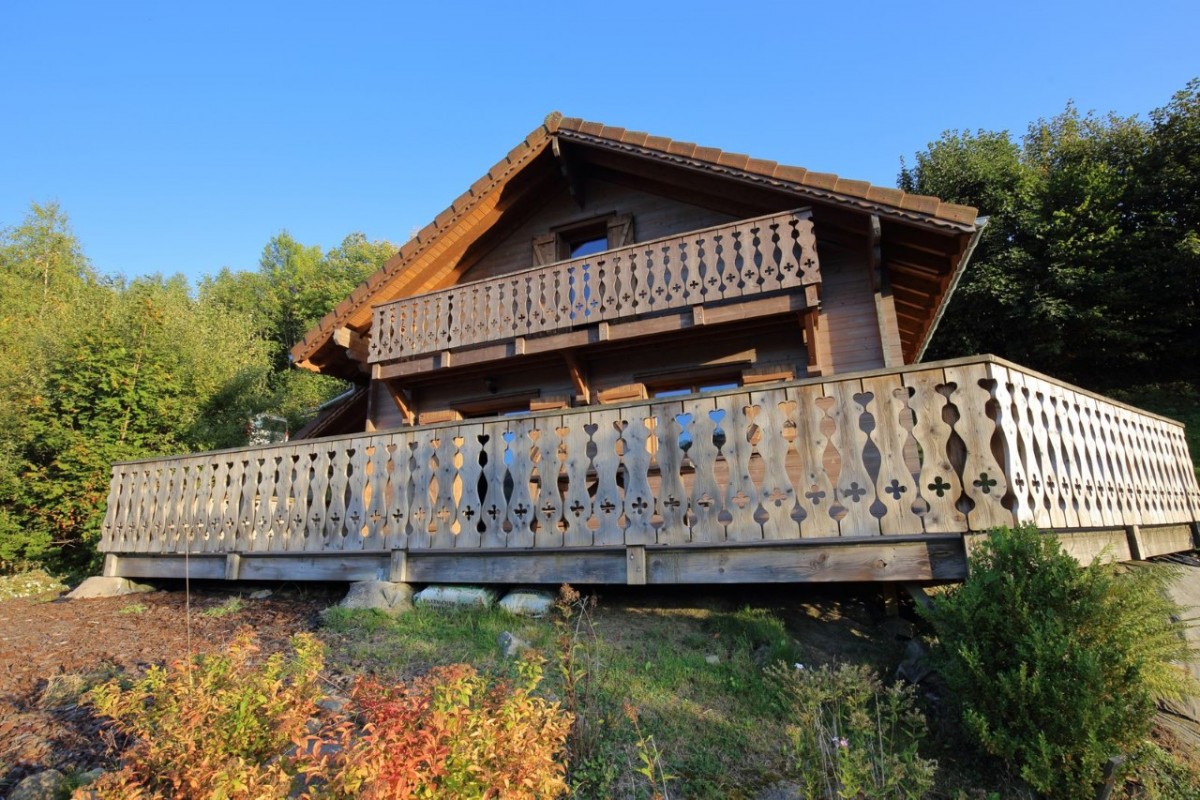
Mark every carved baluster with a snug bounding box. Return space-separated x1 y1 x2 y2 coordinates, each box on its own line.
751 389 802 540
532 421 564 548
651 399 689 544
431 432 459 548
722 393 763 542
561 417 593 547
455 428 484 548
506 419 536 548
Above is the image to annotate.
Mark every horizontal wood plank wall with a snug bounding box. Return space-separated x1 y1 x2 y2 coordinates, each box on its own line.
460 180 737 284
99 357 1200 566
819 245 886 373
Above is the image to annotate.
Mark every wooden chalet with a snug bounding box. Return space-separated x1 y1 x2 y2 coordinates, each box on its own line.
98 113 1200 586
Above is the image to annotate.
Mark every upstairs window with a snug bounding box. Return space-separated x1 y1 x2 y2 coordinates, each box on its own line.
532 213 634 266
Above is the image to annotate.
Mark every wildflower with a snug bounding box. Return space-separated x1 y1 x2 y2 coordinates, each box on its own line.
794 662 805 671
838 737 849 749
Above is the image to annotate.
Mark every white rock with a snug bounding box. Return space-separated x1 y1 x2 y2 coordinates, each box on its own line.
705 654 721 665
414 585 497 609
67 577 155 599
499 589 555 617
337 580 414 616
249 589 273 600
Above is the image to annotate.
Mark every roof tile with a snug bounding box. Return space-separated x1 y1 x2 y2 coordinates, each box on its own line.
802 171 839 190
900 194 941 215
834 178 871 197
938 202 978 225
599 126 626 140
558 116 583 131
620 130 650 147
644 135 673 151
866 186 905 206
716 152 751 170
578 121 605 136
745 158 778 175
666 140 698 157
773 165 808 184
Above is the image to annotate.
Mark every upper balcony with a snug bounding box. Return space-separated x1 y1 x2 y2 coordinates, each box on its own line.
368 209 821 368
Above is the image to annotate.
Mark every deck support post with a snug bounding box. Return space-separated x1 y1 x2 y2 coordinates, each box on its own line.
626 545 647 585
224 553 242 581
103 554 120 578
389 549 409 583
1124 525 1145 561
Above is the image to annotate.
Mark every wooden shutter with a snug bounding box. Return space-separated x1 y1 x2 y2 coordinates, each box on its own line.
606 214 634 248
532 233 557 266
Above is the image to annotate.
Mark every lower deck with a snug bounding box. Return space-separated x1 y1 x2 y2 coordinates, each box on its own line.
99 355 1200 585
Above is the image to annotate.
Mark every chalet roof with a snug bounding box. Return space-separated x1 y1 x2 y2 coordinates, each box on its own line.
291 112 980 375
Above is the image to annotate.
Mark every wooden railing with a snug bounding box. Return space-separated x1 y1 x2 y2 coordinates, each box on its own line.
99 356 1200 558
369 209 820 363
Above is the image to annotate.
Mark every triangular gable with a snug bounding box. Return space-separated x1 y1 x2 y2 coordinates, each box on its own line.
292 112 978 378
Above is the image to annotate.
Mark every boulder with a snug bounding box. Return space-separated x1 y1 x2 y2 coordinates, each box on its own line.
498 631 531 658
413 585 497 610
337 580 414 616
8 769 68 800
498 589 555 617
67 577 155 600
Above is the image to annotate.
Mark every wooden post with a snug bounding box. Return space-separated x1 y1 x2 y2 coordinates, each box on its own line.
389 549 409 583
868 214 903 367
803 309 828 377
224 553 242 582
103 553 120 578
626 545 647 585
1124 525 1145 561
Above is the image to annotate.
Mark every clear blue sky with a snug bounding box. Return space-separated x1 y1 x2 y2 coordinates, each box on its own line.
2 0 1196 287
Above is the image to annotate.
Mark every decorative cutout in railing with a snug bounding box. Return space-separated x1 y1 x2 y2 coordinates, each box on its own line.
369 209 820 363
100 357 1200 557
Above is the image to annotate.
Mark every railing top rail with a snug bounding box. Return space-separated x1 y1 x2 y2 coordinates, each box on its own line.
108 353 1188 468
370 207 815 314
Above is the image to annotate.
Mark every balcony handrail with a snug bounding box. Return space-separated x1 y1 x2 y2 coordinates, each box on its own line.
369 208 820 363
100 355 1200 560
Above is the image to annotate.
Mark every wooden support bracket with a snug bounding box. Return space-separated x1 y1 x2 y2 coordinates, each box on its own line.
626 545 647 585
333 326 371 364
564 351 592 405
224 553 242 582
803 308 827 377
868 215 903 367
382 380 416 426
551 136 586 208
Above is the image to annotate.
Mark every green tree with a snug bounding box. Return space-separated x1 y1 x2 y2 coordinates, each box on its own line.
900 82 1200 389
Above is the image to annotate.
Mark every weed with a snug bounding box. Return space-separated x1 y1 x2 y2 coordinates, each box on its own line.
767 661 937 799
117 602 147 615
626 703 676 799
200 596 244 618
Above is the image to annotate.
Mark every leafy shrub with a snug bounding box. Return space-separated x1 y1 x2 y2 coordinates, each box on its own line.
295 653 572 799
922 525 1197 798
766 661 936 799
85 628 324 799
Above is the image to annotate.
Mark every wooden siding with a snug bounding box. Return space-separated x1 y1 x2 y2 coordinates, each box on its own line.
99 356 1200 584
367 318 810 430
819 244 886 373
460 179 737 283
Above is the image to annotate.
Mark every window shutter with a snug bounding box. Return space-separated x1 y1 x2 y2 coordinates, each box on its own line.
606 214 634 248
532 233 557 266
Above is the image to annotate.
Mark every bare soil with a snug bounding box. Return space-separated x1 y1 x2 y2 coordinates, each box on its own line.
0 585 334 795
